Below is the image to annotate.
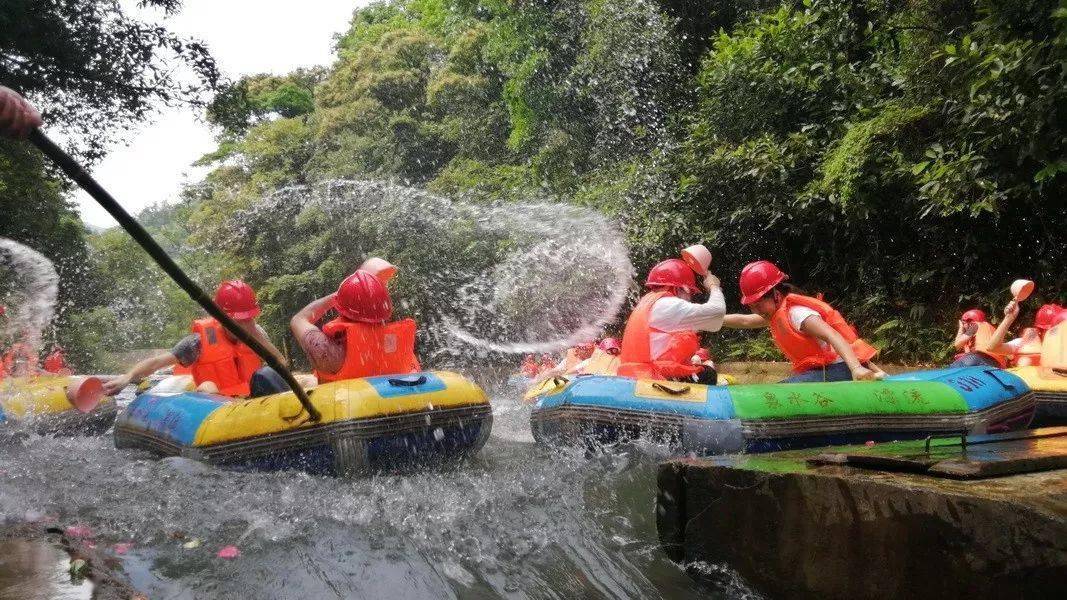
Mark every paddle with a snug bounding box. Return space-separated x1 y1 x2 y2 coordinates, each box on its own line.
27 129 321 422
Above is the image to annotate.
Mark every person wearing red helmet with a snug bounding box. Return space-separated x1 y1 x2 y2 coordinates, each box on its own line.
951 308 989 360
722 260 883 382
617 258 725 383
103 280 286 397
290 269 420 382
960 301 1066 368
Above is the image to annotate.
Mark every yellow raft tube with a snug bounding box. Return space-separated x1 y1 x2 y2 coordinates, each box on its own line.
1010 322 1067 424
0 375 117 437
114 371 493 476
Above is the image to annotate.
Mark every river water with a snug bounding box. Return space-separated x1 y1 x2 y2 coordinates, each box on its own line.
0 375 759 599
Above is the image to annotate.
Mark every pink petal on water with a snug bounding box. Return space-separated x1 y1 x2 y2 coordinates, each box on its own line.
216 545 240 559
114 542 133 555
64 525 93 538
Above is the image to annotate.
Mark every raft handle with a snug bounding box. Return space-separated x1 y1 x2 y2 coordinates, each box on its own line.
1053 368 1067 377
652 382 691 396
388 375 427 387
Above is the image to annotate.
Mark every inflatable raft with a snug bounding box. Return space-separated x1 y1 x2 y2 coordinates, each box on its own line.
114 371 492 475
0 375 117 437
529 367 1034 454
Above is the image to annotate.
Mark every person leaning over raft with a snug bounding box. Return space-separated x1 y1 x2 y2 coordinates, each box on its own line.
616 259 725 385
289 268 420 382
102 280 288 397
721 260 885 383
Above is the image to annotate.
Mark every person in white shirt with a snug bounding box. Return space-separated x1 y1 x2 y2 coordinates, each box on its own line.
617 259 724 383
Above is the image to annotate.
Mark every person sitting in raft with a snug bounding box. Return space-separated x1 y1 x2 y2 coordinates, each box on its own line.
616 259 725 385
533 337 623 381
102 280 287 397
289 269 420 382
721 260 884 383
952 301 1066 368
951 309 988 361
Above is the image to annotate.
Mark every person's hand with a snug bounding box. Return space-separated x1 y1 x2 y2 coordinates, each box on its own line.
1003 300 1020 320
102 374 132 395
851 365 884 381
962 321 978 336
702 273 720 290
0 87 43 138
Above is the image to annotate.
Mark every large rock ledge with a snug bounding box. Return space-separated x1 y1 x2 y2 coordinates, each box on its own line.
657 433 1067 599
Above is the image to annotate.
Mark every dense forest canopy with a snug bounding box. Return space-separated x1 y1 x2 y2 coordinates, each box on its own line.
4 0 1066 367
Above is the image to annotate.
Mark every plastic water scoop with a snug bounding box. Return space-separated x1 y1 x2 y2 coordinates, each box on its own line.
66 377 104 413
1010 279 1035 302
359 257 397 284
681 244 712 276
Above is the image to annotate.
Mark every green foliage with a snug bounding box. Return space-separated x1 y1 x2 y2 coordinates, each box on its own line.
0 0 218 160
123 0 1067 365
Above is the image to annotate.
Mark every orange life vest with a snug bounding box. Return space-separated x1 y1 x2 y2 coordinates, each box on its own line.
188 318 262 397
314 318 420 383
973 323 1043 368
617 292 703 380
0 343 37 380
769 294 878 373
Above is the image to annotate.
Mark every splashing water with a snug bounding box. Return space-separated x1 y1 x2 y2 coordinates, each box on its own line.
0 238 59 363
0 378 759 599
241 180 634 356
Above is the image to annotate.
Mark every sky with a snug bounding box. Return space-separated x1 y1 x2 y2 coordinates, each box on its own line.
74 0 367 228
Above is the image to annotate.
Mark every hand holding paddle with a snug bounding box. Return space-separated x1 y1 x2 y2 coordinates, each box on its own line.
0 86 42 138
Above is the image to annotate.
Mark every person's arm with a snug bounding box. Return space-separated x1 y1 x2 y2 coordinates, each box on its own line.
242 322 287 367
978 301 1020 353
800 315 884 381
290 294 345 375
0 87 42 138
651 274 727 332
951 320 975 351
102 352 179 394
722 313 768 329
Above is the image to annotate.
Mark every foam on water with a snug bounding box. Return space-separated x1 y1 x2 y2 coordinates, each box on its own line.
0 379 758 599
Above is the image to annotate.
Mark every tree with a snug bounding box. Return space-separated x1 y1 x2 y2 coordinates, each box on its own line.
0 0 219 160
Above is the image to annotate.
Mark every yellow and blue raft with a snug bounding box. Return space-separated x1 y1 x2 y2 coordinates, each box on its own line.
0 375 117 437
114 371 492 476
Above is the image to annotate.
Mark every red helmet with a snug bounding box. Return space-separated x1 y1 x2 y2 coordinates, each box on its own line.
1056 306 1067 326
335 270 393 323
598 337 621 356
739 260 788 305
1035 303 1063 331
646 259 699 293
960 309 987 323
214 280 260 320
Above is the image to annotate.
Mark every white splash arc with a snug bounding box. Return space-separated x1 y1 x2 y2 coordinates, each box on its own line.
0 237 59 355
